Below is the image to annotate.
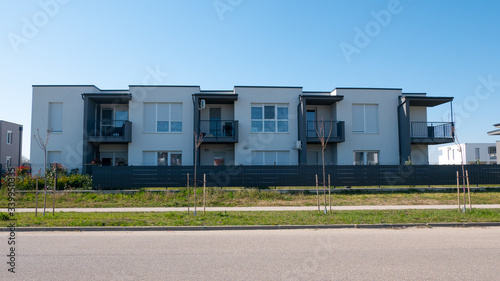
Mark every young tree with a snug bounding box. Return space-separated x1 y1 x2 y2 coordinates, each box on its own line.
33 129 51 216
193 131 204 214
314 117 333 213
452 126 467 212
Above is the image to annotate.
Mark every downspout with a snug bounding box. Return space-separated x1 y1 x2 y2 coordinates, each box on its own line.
18 126 23 167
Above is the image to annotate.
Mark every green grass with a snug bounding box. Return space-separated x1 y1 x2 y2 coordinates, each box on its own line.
1 209 499 227
2 188 500 208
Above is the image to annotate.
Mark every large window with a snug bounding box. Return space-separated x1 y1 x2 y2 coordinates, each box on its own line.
144 103 182 133
475 148 480 160
251 151 289 165
354 151 379 165
49 102 63 132
6 130 12 145
143 151 182 166
251 104 288 133
352 104 378 133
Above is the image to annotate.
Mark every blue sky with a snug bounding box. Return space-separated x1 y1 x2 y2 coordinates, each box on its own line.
1 0 499 160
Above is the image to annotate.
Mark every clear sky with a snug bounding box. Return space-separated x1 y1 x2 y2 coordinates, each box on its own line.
1 0 499 160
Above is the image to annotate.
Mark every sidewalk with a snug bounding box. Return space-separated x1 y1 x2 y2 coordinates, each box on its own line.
3 204 500 213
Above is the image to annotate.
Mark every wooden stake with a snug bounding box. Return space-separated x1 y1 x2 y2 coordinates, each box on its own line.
53 165 56 215
328 174 331 212
466 170 472 211
187 173 190 214
203 174 206 215
315 174 319 212
456 171 460 211
35 177 38 217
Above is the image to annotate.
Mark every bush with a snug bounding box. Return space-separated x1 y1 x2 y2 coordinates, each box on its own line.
0 212 10 220
3 174 92 190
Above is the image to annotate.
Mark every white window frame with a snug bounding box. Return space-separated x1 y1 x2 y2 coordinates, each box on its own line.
157 151 182 166
251 104 289 133
353 151 379 165
6 130 12 145
144 103 182 133
352 104 379 133
48 102 63 133
251 150 289 165
6 156 12 167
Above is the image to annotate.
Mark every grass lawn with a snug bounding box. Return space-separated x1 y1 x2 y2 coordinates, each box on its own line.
1 209 499 227
2 188 499 208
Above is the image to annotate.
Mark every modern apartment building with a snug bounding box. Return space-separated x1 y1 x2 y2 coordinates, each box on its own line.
0 120 23 169
30 85 454 174
436 143 497 165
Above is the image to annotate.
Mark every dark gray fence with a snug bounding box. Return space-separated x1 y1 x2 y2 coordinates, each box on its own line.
89 164 500 189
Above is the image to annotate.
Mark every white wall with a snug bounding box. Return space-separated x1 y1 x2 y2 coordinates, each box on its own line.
128 86 199 166
31 86 98 174
233 87 301 165
334 89 402 165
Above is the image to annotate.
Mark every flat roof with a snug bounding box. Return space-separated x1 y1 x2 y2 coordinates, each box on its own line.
193 93 238 104
402 96 453 107
300 95 344 105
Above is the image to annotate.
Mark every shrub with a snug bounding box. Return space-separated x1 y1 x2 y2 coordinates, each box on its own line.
3 174 92 190
0 212 10 220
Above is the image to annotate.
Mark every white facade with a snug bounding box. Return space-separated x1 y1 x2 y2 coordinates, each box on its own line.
437 143 497 165
30 85 454 174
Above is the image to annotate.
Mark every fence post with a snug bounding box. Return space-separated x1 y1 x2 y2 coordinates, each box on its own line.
35 176 38 217
456 171 460 211
315 174 319 212
466 170 472 211
53 164 56 215
328 174 331 212
203 173 206 215
187 173 190 215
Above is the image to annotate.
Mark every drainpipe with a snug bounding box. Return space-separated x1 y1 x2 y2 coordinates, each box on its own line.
18 126 23 167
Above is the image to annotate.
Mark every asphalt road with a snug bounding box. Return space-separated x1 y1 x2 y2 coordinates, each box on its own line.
2 227 499 280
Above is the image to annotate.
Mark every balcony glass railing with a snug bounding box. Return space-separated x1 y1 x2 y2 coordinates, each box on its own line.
307 121 344 140
199 120 238 141
411 122 453 139
87 120 131 138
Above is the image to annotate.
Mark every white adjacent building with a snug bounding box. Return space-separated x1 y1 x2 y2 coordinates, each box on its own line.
30 85 454 174
436 143 497 165
488 123 500 164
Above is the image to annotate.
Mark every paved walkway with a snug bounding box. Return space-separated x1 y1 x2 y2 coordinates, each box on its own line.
3 204 500 213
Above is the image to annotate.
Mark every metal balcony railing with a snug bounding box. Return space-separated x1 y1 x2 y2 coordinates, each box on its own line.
411 122 453 139
199 120 238 142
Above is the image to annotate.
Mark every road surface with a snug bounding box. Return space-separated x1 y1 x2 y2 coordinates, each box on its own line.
2 227 499 280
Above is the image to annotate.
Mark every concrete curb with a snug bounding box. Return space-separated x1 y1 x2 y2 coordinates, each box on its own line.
2 222 500 232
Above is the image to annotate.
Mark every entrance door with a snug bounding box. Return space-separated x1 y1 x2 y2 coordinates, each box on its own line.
210 108 221 137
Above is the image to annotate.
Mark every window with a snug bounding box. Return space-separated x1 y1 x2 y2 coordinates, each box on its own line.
6 130 12 145
143 151 182 166
352 104 379 133
47 151 62 165
475 148 480 160
6 156 12 167
49 102 63 132
488 146 497 160
144 103 182 133
251 151 289 165
353 151 379 165
251 104 288 133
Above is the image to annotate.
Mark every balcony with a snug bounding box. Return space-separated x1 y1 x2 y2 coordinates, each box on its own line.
411 122 453 144
87 120 132 143
200 120 238 143
307 121 345 143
